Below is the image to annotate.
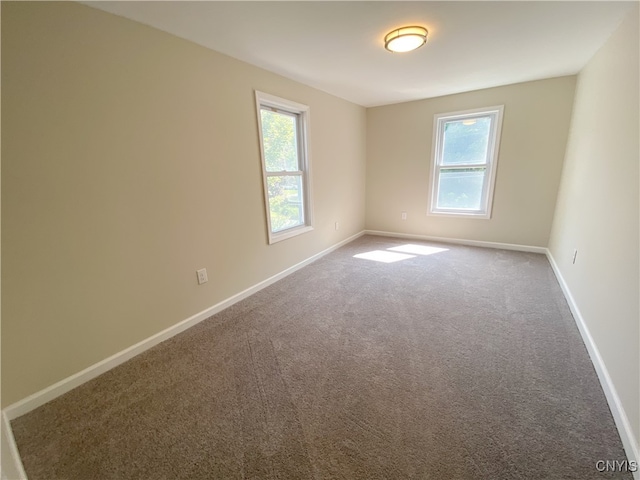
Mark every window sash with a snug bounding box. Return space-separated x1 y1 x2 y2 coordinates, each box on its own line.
266 174 306 232
435 167 487 212
439 115 493 167
256 91 313 243
429 106 503 218
260 107 303 173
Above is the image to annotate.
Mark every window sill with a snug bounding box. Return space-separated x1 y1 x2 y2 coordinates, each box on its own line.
427 210 491 220
268 225 314 244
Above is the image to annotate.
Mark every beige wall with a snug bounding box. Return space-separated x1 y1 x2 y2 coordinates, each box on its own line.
1 2 366 406
2 5 636 459
548 7 639 448
366 77 576 247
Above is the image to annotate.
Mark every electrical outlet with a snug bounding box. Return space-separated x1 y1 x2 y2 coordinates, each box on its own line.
335 221 339 231
401 212 407 220
572 249 578 265
196 268 208 285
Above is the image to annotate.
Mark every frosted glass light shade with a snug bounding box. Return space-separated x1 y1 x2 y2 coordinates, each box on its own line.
384 26 428 53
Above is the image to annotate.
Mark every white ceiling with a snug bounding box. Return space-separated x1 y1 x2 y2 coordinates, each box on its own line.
85 1 635 107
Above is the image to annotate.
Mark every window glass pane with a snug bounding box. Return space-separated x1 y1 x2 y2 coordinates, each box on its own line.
267 175 304 232
260 109 299 172
437 167 485 210
442 117 491 165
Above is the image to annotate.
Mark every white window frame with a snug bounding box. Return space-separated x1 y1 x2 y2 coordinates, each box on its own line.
428 105 504 219
255 91 313 244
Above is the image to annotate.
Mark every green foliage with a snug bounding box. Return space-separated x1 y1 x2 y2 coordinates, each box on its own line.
267 177 303 232
443 118 491 165
437 168 485 209
260 109 304 232
437 117 491 210
261 109 298 172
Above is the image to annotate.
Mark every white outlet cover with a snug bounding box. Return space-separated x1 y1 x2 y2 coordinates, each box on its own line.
196 268 208 285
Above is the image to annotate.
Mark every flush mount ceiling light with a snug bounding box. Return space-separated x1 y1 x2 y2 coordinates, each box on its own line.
384 26 428 53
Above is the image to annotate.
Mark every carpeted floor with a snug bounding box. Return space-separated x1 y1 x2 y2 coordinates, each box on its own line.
11 235 632 479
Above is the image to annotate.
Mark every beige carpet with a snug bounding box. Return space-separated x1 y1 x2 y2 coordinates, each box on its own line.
12 235 632 479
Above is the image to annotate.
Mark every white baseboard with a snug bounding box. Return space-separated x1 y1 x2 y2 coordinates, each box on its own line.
4 230 636 480
367 229 638 475
3 231 365 421
1 411 27 480
364 229 547 254
546 250 639 479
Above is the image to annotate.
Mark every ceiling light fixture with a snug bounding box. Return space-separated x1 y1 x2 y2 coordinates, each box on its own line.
384 26 428 53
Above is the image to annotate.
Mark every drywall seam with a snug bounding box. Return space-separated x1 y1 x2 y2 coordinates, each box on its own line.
546 249 639 479
4 231 365 421
364 229 547 254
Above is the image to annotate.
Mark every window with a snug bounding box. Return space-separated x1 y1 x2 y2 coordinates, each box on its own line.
255 91 313 244
429 106 504 218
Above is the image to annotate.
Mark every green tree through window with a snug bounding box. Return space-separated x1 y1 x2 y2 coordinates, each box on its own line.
260 109 304 232
256 92 312 243
430 107 504 218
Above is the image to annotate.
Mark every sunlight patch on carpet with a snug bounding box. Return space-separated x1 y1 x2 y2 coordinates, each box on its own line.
353 250 416 263
388 244 449 256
